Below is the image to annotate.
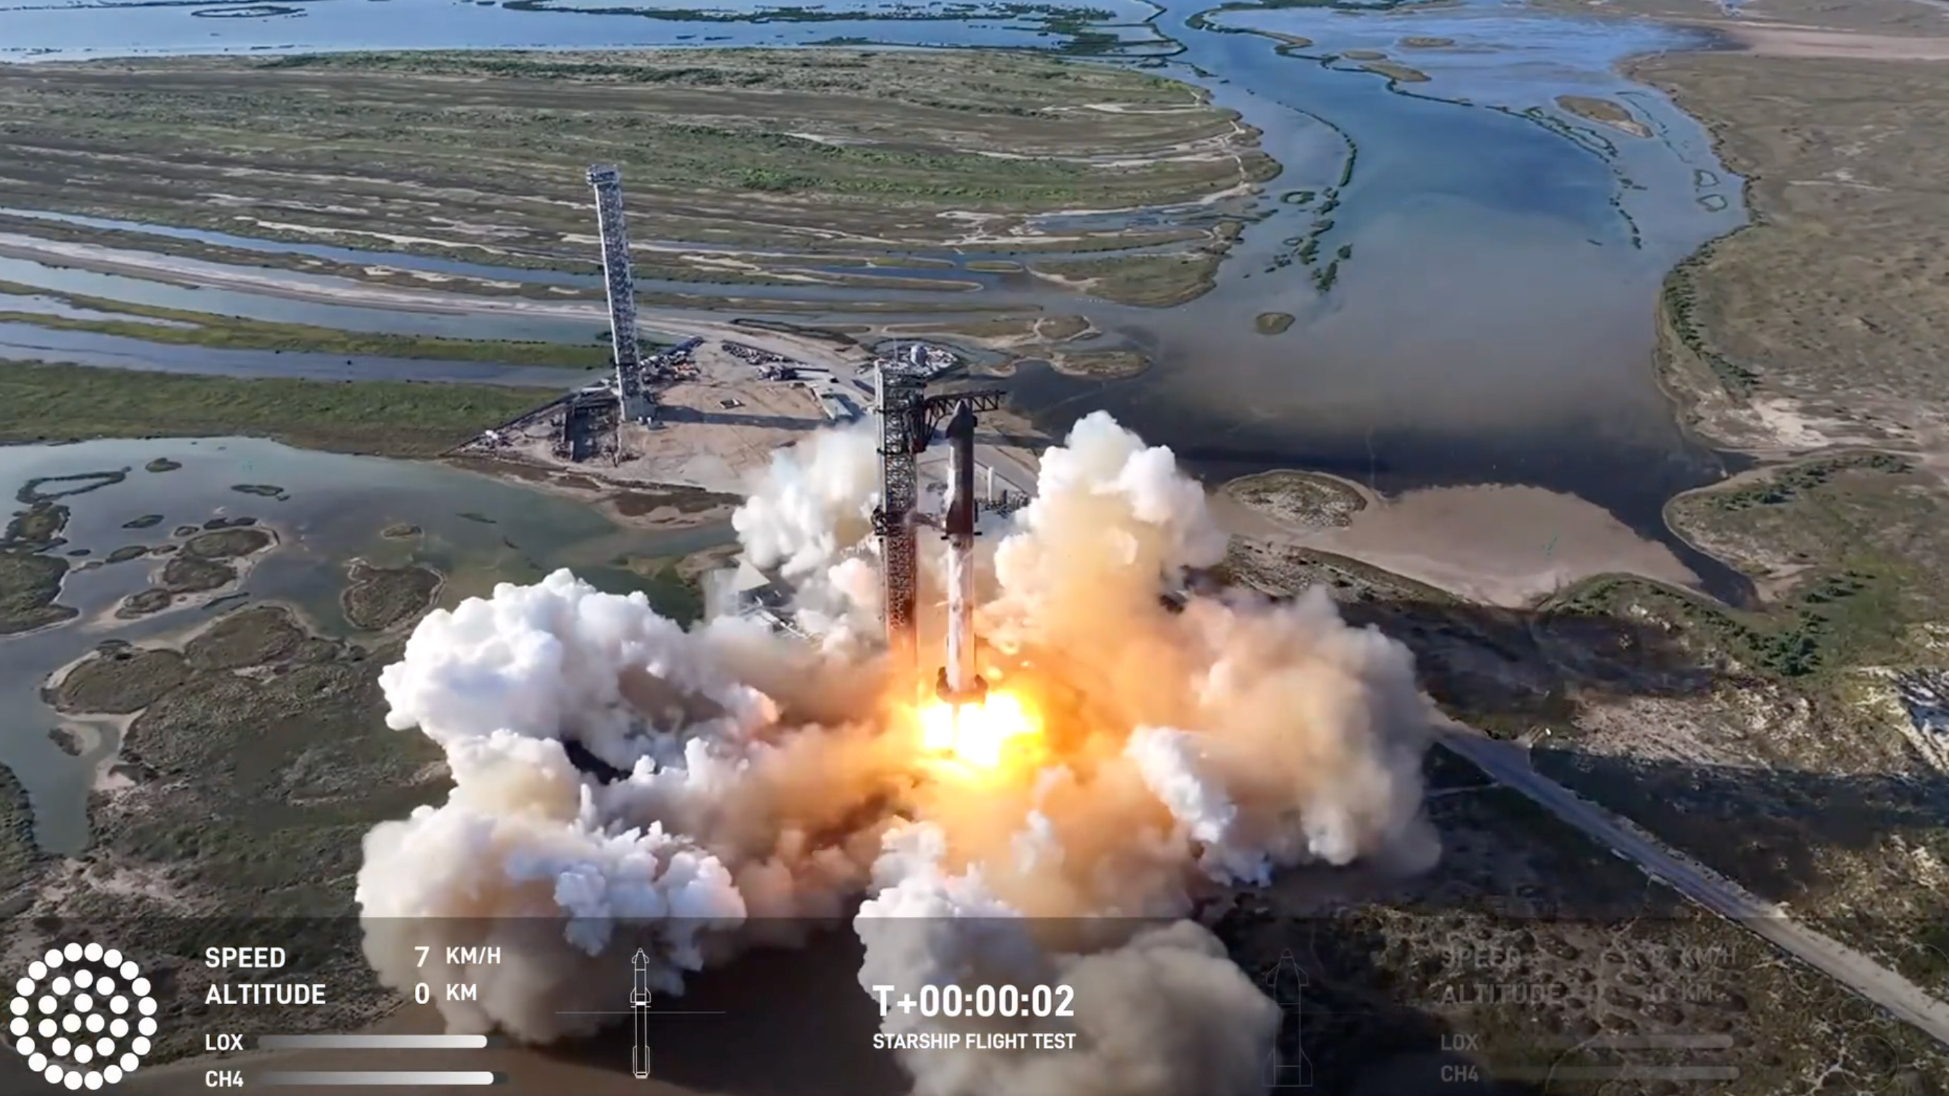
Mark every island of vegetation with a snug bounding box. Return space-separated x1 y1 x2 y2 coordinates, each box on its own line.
1555 94 1651 138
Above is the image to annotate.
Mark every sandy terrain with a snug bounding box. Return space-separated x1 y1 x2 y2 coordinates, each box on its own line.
1727 26 1949 58
1212 480 1701 607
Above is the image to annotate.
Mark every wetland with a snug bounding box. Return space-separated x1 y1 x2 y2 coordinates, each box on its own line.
0 437 736 856
6 0 1949 1086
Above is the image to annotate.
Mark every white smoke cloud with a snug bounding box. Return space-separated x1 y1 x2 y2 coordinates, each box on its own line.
731 419 884 648
356 410 1436 1093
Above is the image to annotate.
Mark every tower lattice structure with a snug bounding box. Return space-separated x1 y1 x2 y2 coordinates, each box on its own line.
873 362 924 677
872 355 1008 683
587 164 652 422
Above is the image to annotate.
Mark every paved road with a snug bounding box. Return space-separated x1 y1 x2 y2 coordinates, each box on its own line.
1436 722 1949 1049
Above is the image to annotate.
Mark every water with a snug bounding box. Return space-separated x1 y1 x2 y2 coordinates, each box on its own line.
1003 0 1750 593
0 437 734 852
0 253 611 342
0 321 599 385
0 0 1167 60
0 207 1044 289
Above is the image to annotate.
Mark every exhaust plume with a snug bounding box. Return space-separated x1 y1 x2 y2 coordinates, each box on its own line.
356 411 1437 1093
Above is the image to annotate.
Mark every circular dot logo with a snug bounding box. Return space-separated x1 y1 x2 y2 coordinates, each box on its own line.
8 942 158 1091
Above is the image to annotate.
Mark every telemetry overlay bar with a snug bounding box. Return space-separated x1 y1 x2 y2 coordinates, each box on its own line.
257 1034 491 1050
259 1072 502 1086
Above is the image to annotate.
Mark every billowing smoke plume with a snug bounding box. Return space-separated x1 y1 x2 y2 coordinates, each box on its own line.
356 411 1437 1093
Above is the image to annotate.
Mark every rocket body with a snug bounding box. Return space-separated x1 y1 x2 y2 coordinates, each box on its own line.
937 402 985 704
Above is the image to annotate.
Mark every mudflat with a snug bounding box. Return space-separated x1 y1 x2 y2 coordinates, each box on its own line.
0 49 1272 299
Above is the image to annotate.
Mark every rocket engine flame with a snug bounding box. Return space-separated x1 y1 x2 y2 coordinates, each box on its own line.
355 410 1437 1096
914 689 1042 771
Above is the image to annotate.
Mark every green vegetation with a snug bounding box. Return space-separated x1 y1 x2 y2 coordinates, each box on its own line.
1555 571 1876 678
53 645 190 714
1544 456 1940 680
1049 348 1150 379
0 766 44 913
4 501 68 547
1536 443 1949 991
0 49 1270 267
0 551 75 635
184 527 274 561
1630 50 1949 446
0 281 608 369
0 361 543 457
341 560 442 631
1660 248 1756 395
184 605 307 671
1555 94 1644 134
1254 312 1295 335
1360 61 1431 84
1032 252 1223 307
1224 470 1366 530
160 555 239 595
59 612 443 1061
1697 453 1911 512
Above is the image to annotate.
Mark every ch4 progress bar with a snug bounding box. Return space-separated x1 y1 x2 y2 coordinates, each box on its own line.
259 1072 503 1086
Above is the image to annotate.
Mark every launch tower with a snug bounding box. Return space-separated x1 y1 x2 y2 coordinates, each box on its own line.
587 164 654 424
870 358 1004 684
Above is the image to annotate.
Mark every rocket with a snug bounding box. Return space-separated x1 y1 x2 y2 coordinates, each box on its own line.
630 947 651 1079
935 401 987 705
1262 950 1311 1089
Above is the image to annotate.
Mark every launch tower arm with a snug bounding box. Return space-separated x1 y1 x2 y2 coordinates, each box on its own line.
918 389 1007 443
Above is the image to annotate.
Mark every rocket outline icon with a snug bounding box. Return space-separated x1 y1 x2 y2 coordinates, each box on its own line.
631 947 652 1080
1263 950 1312 1089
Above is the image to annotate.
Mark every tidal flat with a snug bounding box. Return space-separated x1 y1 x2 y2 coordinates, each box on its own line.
0 278 613 369
0 442 729 1067
0 437 737 857
0 48 1270 305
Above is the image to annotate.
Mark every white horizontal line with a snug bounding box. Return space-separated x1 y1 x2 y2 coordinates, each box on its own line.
258 1035 490 1050
260 1072 497 1086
